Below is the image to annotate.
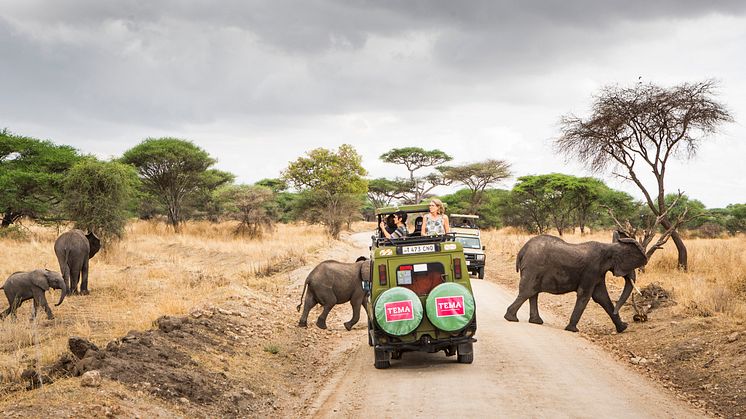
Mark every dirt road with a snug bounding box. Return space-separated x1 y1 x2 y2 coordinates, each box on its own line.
309 233 705 418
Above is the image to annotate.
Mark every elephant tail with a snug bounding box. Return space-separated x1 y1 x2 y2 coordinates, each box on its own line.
297 282 308 312
516 245 527 273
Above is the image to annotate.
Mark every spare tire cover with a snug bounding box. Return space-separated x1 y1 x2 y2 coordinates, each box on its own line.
425 283 475 332
374 287 423 336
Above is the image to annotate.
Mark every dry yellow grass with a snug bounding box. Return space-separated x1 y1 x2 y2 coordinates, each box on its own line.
0 220 330 387
481 228 746 320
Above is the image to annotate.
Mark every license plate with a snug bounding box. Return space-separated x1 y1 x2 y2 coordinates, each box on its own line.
401 244 435 254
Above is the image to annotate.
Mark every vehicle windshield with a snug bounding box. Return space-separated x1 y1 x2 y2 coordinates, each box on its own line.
455 236 481 249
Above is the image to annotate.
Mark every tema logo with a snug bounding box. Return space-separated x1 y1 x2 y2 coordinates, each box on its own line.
435 296 465 317
385 300 414 322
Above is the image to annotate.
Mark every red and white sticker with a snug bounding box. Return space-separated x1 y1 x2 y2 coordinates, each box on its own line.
384 300 414 322
435 296 465 317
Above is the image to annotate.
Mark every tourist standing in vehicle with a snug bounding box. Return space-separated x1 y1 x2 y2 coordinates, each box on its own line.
421 198 450 236
380 211 408 239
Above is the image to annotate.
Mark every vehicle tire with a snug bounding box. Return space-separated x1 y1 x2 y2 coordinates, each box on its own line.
425 283 476 332
457 342 473 364
374 348 391 369
477 267 485 279
374 287 423 336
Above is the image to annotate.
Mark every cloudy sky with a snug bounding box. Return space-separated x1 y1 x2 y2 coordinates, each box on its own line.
2 1 745 207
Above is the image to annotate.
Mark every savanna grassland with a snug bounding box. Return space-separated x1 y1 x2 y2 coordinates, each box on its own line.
0 220 369 417
1 222 745 417
482 229 746 417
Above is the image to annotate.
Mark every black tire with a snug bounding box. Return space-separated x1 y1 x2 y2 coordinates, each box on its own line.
457 342 474 364
477 267 485 279
374 348 390 369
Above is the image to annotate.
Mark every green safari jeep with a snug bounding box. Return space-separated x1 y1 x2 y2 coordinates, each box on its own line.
366 204 477 369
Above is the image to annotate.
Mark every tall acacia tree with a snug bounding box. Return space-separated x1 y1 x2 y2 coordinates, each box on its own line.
283 144 367 238
556 80 732 269
1 130 81 226
440 159 511 213
121 138 229 232
380 147 452 203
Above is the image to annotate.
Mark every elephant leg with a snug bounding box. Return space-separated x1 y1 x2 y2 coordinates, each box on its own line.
344 295 363 331
33 289 54 320
69 264 82 295
504 294 528 322
80 258 90 295
566 288 593 332
592 282 627 333
316 304 334 330
528 294 543 325
298 290 317 328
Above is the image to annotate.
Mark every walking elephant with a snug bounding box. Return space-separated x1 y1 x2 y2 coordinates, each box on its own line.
1 269 67 320
54 229 101 295
504 231 647 333
297 257 371 330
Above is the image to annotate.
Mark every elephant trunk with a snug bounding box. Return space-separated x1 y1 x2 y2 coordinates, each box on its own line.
55 281 67 307
613 271 636 315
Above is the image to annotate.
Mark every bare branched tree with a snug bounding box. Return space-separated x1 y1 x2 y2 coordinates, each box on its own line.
556 80 732 269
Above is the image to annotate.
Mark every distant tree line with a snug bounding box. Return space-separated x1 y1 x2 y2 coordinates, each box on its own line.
1 80 738 254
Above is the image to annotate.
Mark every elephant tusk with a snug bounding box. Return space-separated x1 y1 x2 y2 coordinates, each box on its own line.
633 282 642 296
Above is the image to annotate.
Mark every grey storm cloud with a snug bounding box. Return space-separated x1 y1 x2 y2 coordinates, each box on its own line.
3 0 746 127
1 1 745 207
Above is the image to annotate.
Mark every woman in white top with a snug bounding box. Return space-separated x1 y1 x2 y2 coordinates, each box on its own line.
421 198 450 236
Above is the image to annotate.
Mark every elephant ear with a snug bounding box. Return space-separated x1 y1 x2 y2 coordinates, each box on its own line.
31 270 50 291
87 231 101 259
359 260 372 283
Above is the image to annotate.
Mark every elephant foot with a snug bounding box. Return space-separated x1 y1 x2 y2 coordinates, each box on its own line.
344 322 353 331
315 320 327 330
615 322 628 333
297 320 307 328
504 312 519 322
528 316 544 325
564 324 579 332
46 315 55 320
80 289 90 296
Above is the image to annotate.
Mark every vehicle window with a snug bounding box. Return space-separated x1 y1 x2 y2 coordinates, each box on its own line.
396 262 445 296
455 236 481 249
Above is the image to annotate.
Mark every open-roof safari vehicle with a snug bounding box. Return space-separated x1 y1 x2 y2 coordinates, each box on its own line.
450 214 486 279
366 203 477 369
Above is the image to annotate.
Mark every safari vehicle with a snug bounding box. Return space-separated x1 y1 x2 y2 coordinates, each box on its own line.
366 204 477 369
450 214 486 279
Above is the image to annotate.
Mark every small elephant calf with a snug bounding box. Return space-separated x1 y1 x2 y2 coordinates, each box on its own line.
1 269 68 320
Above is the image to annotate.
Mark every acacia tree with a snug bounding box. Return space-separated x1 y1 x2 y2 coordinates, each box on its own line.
440 159 511 213
366 178 414 208
121 138 230 232
380 147 452 203
556 80 732 269
1 130 81 227
62 159 139 243
283 145 367 238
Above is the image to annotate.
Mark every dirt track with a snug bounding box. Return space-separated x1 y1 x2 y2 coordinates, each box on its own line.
309 233 706 418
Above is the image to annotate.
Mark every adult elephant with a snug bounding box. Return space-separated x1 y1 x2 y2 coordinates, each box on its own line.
1 269 67 320
54 229 101 295
504 231 647 333
297 257 371 330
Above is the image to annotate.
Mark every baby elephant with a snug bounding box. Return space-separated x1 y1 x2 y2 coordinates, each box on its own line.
1 269 68 320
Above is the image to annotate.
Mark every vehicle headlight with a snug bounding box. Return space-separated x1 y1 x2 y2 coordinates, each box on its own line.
476 254 485 261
